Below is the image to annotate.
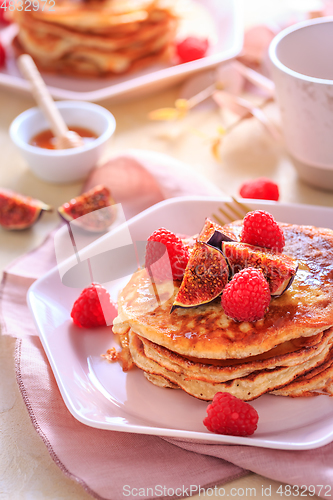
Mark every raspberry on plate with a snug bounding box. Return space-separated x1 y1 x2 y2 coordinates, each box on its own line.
145 227 189 281
221 267 271 322
71 283 117 328
241 210 285 253
203 392 259 436
239 177 279 201
175 36 209 64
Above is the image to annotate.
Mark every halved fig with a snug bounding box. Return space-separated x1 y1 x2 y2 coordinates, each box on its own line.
58 184 116 232
222 241 298 296
171 241 229 311
198 217 236 249
0 188 52 230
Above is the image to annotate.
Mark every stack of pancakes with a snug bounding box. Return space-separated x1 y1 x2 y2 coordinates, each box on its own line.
13 0 181 77
113 222 333 401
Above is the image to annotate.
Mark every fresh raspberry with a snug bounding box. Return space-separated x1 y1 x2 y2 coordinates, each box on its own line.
176 36 209 63
221 267 270 322
239 177 279 201
0 43 5 69
241 210 285 253
145 227 189 281
71 283 117 328
203 392 259 436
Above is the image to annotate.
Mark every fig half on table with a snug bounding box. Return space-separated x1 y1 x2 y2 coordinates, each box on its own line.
171 241 229 311
58 184 117 232
0 188 52 230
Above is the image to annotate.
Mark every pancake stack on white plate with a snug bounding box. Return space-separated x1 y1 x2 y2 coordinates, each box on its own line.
13 0 181 77
113 222 333 401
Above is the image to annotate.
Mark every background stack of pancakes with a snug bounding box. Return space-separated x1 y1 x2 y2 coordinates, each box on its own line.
13 0 180 77
113 223 333 401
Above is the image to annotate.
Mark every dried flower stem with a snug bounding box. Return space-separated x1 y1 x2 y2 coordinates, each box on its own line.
186 81 224 109
224 96 274 134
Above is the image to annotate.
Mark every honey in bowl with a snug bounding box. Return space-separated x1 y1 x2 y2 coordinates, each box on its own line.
30 126 98 149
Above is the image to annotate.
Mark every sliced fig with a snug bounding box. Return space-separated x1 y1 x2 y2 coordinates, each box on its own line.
0 188 52 230
171 241 229 311
58 184 116 232
222 241 298 296
198 217 236 249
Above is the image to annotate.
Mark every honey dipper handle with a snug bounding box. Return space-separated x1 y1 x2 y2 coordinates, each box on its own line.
17 54 69 139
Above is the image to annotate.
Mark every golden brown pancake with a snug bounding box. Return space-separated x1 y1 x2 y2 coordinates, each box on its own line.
129 331 333 401
139 329 333 383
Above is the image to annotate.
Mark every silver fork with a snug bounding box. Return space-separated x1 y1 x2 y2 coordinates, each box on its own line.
212 197 252 226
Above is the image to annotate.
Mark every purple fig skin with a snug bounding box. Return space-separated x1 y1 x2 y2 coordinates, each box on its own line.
207 229 235 249
272 263 299 297
198 218 236 250
58 206 72 223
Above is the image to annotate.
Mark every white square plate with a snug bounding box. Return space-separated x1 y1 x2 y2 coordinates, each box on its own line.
27 196 333 450
0 0 243 102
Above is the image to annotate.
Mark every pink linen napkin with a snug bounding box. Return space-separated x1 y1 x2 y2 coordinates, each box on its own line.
1 152 333 499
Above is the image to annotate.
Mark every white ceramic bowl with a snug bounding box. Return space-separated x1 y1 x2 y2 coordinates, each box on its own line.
269 17 333 190
9 101 116 184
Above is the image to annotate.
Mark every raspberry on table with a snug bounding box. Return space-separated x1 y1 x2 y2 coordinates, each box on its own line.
145 227 190 281
239 177 279 201
175 37 209 64
241 210 285 252
71 283 117 328
203 392 259 436
221 267 271 322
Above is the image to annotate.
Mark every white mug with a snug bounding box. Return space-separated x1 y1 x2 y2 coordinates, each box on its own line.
269 17 333 190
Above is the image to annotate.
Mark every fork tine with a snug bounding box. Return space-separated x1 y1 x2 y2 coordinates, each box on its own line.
218 200 245 221
220 204 244 220
212 197 253 226
217 205 237 223
211 212 226 226
231 196 253 215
